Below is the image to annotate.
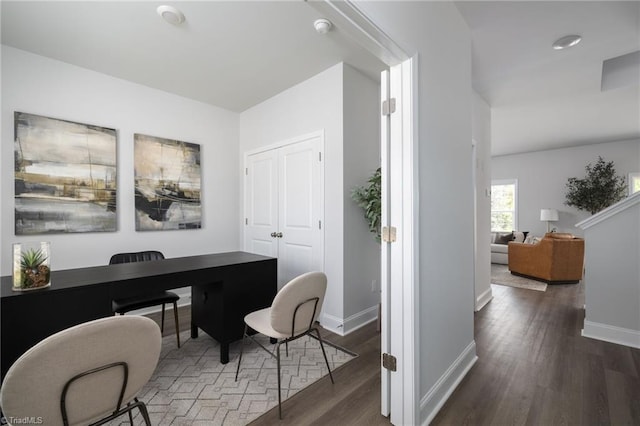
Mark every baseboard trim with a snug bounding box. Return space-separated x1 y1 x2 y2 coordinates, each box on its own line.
320 313 345 335
320 304 379 336
582 320 640 349
420 340 478 425
475 287 493 312
343 305 379 334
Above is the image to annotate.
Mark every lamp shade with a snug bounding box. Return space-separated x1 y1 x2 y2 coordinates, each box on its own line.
540 209 559 222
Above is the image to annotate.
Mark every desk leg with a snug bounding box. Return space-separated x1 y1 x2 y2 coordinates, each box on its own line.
220 343 229 364
191 322 199 339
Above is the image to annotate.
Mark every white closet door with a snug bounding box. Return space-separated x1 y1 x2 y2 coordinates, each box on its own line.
244 149 279 258
244 133 324 290
277 136 323 289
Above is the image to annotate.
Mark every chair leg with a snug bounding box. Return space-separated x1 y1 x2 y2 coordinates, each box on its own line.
160 303 166 334
173 301 180 348
285 340 289 357
127 407 134 425
235 324 248 382
135 398 152 426
314 328 334 384
276 342 283 419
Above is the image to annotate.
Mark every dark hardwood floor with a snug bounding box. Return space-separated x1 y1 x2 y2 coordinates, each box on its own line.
147 281 640 425
433 283 640 426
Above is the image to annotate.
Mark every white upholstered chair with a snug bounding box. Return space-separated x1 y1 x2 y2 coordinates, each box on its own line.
0 316 161 426
234 271 334 419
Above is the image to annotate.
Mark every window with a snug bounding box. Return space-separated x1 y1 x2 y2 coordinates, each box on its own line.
630 173 640 195
491 179 517 232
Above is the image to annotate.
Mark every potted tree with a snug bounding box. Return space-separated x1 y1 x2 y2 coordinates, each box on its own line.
565 156 627 215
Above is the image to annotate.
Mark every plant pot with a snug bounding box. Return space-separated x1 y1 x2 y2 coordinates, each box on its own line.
13 242 51 291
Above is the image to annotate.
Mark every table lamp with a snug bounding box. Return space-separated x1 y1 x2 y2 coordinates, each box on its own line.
540 208 559 232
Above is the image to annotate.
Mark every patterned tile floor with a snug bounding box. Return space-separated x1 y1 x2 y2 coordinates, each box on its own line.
108 331 356 425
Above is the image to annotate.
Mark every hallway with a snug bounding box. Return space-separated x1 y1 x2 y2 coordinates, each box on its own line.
433 283 640 425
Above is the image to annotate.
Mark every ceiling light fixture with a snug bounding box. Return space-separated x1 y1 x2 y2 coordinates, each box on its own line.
552 34 582 50
157 5 185 25
314 18 332 35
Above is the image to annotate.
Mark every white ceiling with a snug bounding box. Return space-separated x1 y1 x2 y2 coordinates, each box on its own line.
456 1 640 155
0 1 386 112
2 1 639 156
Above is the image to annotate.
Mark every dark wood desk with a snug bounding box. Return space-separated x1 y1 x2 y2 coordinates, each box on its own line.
1 251 276 379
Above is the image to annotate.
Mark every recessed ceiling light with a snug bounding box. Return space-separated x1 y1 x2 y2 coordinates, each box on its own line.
314 18 332 35
552 34 582 50
157 5 185 25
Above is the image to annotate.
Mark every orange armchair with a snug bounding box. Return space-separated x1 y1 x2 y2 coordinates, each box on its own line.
508 233 585 284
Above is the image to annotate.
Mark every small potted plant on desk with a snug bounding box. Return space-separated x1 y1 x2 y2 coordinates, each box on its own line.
13 243 51 291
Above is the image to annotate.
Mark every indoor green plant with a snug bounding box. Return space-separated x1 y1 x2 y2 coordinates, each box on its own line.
14 244 51 290
351 167 381 241
565 156 627 215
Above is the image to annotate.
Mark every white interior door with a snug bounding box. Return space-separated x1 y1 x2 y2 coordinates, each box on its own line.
381 68 392 417
277 137 324 288
244 133 324 290
244 149 278 258
381 58 417 425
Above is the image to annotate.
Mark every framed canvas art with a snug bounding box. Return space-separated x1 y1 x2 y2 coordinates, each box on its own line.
134 133 202 231
14 112 117 234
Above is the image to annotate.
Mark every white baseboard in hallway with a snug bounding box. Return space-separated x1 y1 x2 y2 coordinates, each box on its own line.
582 320 640 349
475 287 493 311
420 341 478 425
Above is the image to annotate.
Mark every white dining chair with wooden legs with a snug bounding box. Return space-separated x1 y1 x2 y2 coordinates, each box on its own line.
234 271 334 419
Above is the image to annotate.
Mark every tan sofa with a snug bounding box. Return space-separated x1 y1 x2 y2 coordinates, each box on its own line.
508 233 585 284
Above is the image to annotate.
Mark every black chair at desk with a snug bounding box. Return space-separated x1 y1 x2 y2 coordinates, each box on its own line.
110 251 181 347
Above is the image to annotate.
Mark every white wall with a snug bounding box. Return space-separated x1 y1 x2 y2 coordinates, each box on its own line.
3 48 381 333
1 46 240 274
239 63 381 334
354 2 476 424
239 63 346 330
579 195 640 348
492 139 640 237
343 64 381 330
473 92 492 311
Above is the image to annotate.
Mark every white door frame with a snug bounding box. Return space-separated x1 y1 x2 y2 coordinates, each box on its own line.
308 2 417 424
242 129 325 160
383 58 419 426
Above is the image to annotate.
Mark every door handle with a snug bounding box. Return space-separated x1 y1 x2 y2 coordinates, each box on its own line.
276 232 283 238
270 232 277 238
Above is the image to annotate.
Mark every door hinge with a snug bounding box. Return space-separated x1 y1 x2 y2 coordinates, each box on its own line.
319 220 322 230
319 152 322 162
245 218 248 225
382 226 397 243
382 98 396 116
382 353 397 372
245 167 248 175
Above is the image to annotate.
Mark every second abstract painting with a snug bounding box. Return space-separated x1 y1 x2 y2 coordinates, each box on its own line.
134 134 202 231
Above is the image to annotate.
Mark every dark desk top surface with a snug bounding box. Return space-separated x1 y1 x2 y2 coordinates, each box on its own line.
1 251 275 298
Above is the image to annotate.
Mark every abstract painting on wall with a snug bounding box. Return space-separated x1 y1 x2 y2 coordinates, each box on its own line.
14 112 117 235
134 133 201 231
